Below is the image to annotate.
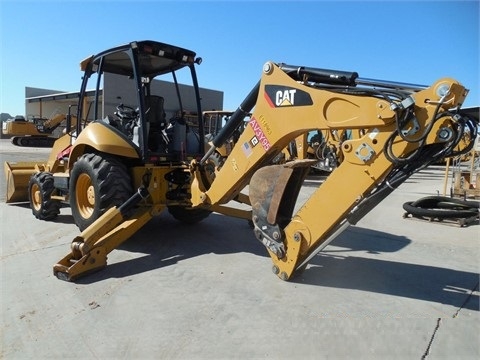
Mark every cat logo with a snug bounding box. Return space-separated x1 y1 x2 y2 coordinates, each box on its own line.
276 89 296 106
264 85 313 108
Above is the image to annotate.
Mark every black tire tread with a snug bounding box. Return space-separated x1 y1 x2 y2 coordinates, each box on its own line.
70 153 132 230
29 172 61 220
168 206 211 224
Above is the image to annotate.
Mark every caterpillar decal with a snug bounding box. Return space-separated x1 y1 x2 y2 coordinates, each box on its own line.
264 85 313 107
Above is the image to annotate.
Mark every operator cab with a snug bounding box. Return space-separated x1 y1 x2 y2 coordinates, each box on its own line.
76 40 204 164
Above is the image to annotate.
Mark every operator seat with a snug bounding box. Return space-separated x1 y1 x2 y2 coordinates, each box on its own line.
145 95 167 151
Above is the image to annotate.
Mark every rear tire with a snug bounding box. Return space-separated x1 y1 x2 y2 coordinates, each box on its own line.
168 206 211 224
70 153 133 231
28 172 61 220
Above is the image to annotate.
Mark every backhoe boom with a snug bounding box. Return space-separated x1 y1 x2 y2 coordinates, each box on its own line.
192 62 474 280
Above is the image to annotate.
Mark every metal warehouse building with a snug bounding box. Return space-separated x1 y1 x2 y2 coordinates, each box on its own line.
24 72 224 135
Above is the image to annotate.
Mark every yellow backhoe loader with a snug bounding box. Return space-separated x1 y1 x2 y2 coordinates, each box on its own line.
2 113 77 147
4 40 477 281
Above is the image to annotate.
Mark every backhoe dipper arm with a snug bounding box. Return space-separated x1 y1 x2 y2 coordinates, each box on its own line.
192 62 473 280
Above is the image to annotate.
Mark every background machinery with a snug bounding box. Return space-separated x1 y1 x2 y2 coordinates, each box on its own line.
282 129 349 174
4 40 477 281
446 106 480 199
2 113 77 147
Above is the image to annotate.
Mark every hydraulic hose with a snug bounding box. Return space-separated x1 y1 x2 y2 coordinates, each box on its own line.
403 196 479 220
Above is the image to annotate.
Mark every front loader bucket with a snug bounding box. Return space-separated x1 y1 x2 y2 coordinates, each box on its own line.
4 161 38 203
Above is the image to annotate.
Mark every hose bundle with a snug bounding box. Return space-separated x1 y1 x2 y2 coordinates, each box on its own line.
403 196 479 225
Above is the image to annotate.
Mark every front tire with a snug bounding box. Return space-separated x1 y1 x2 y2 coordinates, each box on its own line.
70 153 133 231
28 172 61 220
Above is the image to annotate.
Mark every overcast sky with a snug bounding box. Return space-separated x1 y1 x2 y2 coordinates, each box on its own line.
1 0 478 117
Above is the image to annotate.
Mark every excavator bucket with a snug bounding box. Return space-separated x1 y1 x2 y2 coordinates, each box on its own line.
249 159 316 258
4 161 38 203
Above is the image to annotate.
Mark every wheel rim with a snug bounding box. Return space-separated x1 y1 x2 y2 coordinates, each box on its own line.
76 173 95 219
30 183 41 211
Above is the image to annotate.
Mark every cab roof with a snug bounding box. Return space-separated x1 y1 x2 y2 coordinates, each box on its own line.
80 40 197 78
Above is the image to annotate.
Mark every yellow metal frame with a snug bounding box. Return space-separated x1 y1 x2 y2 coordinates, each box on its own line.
190 63 467 280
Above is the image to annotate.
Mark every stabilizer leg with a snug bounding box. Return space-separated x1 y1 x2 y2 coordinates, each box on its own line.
53 187 155 281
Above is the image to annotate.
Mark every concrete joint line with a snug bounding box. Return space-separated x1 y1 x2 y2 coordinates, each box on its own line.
422 281 479 359
421 318 442 360
453 280 479 318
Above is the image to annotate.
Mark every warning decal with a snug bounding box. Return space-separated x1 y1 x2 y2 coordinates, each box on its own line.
248 117 271 151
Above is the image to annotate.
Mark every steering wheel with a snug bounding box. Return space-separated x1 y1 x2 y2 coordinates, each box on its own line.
115 104 138 120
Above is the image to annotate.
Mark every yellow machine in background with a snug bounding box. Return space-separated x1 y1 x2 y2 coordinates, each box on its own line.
3 40 477 281
2 113 77 147
282 129 352 173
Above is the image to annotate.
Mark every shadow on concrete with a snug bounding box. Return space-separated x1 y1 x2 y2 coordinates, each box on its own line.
294 227 479 311
49 214 76 225
5 202 30 209
67 209 478 312
297 255 479 311
76 212 267 284
328 226 411 254
5 202 76 225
